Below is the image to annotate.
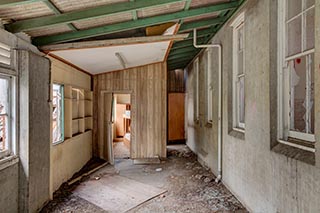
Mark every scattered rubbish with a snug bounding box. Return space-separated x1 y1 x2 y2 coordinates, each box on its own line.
94 176 100 180
204 177 212 183
155 168 162 172
195 174 203 179
160 194 166 198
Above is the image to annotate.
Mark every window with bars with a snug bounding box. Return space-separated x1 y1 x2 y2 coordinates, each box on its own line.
278 0 315 144
231 12 245 130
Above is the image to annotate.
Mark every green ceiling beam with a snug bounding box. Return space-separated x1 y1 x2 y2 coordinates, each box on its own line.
169 46 199 56
43 0 77 31
32 1 239 45
168 61 189 69
6 0 185 33
168 52 196 61
179 17 224 32
171 37 206 50
168 56 195 64
0 0 41 8
184 0 192 10
168 64 187 70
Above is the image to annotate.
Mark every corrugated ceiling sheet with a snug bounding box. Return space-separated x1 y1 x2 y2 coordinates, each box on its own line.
25 25 72 37
137 2 185 19
72 12 133 30
190 0 230 9
0 2 54 24
51 0 128 13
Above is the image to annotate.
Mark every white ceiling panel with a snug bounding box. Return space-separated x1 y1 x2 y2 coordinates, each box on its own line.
51 41 170 75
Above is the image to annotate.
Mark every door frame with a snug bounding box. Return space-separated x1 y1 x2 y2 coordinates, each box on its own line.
101 90 133 164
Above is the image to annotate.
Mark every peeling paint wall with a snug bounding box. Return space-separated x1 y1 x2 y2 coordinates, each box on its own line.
186 0 320 211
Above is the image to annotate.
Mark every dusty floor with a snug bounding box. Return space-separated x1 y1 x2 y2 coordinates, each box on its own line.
113 141 130 159
41 145 247 213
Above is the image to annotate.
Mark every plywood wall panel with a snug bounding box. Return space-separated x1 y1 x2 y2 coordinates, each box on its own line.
93 62 167 159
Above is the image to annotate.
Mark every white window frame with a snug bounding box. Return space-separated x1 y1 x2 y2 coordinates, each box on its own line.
277 0 315 144
194 58 200 121
206 49 213 123
52 83 64 144
231 12 245 131
0 73 16 160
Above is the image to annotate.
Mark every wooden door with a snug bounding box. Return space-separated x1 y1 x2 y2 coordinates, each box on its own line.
168 93 185 143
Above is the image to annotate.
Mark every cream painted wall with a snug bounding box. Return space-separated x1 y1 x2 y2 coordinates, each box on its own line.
49 56 92 194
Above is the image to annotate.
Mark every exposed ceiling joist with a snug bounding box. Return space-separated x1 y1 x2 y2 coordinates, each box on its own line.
32 1 239 45
40 34 189 51
6 0 185 33
171 38 206 50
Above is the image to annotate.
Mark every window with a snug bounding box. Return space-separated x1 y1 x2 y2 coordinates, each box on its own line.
0 74 15 159
206 49 213 123
278 0 315 143
52 84 64 143
231 12 245 130
194 58 199 121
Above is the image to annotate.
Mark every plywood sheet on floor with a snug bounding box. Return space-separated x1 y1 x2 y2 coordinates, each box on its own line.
73 174 166 213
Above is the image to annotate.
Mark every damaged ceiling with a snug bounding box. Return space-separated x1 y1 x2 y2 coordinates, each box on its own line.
0 0 244 72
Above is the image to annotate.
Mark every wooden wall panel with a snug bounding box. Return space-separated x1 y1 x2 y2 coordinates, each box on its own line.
168 93 185 142
93 62 167 159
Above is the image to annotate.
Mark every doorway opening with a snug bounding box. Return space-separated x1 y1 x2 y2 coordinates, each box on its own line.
111 93 131 160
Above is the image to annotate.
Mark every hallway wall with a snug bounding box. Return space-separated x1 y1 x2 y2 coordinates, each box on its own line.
93 62 167 159
185 0 320 212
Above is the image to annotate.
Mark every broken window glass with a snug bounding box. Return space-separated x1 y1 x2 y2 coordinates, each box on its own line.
52 84 64 143
289 54 314 134
0 77 9 152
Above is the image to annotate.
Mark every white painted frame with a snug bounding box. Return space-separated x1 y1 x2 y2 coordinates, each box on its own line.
277 0 316 144
0 73 16 160
194 58 200 121
231 12 245 130
206 49 213 123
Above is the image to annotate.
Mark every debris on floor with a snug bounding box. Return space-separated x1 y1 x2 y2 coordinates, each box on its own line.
41 145 247 213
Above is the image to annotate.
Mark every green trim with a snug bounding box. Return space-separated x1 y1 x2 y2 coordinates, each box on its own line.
7 0 185 33
179 17 224 32
32 1 239 45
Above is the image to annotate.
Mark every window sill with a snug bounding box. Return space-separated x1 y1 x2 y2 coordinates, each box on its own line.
272 142 315 165
228 128 245 140
0 155 19 171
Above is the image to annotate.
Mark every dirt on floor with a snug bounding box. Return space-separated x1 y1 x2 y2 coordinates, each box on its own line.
41 145 247 213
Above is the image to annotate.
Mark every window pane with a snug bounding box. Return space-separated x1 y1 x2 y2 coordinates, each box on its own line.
0 77 9 151
290 57 307 132
53 84 64 143
287 17 302 56
287 0 302 20
0 78 9 114
238 76 245 124
305 8 315 50
305 0 315 9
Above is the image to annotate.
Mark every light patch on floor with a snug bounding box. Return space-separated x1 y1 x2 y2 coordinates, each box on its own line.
73 174 166 213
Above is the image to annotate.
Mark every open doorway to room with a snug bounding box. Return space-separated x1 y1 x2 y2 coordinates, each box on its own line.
111 93 131 160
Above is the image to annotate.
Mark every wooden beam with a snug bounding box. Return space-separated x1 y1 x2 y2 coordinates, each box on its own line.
40 34 189 51
179 17 224 32
6 0 185 33
32 1 239 45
